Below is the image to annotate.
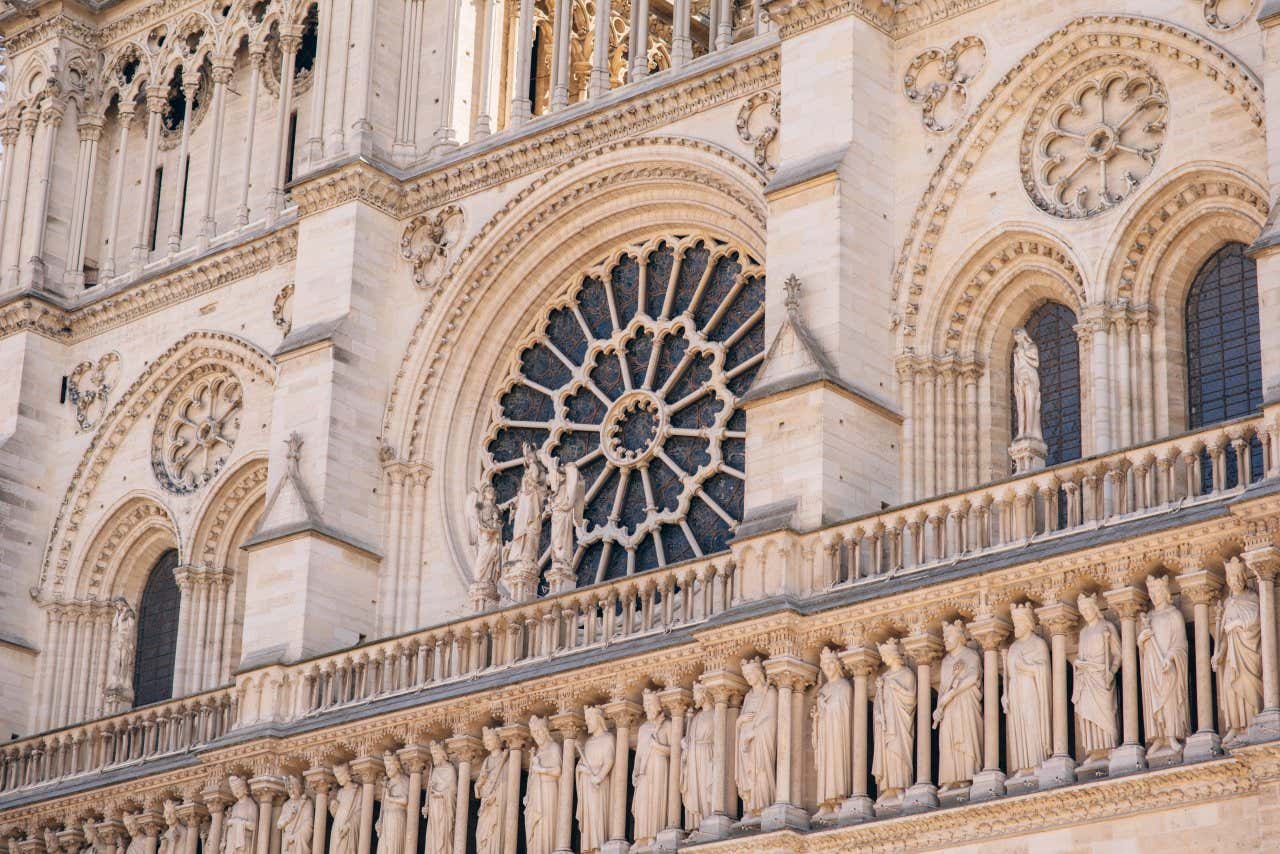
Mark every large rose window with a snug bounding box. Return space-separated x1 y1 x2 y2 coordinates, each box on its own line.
482 235 765 587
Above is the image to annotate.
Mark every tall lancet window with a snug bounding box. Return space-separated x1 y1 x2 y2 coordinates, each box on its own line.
1012 302 1082 467
1186 242 1262 428
132 549 181 707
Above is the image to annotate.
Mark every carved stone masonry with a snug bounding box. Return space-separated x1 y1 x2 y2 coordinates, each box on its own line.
400 205 465 290
903 36 985 133
67 352 121 432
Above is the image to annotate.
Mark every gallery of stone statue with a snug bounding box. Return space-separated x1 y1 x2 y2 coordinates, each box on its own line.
11 0 1280 852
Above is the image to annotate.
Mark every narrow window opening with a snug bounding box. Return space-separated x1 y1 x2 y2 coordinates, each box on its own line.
177 155 191 238
285 112 298 185
148 166 164 252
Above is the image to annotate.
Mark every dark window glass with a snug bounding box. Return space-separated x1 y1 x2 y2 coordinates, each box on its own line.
1012 302 1082 467
1186 242 1262 428
132 549 181 707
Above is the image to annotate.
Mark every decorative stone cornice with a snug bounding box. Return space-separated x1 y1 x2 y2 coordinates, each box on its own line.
762 0 1000 39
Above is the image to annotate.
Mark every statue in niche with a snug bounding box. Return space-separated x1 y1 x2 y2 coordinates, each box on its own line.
1214 557 1263 744
544 454 585 589
1002 604 1051 776
872 638 916 801
375 752 409 854
82 820 103 854
329 763 362 854
682 681 715 829
423 742 456 854
104 597 137 703
1073 592 1121 762
1011 327 1042 440
933 620 982 789
222 776 257 854
576 706 615 854
507 443 548 571
524 716 561 854
810 647 852 821
1139 575 1189 756
122 814 147 854
734 657 778 820
157 800 184 854
475 727 509 854
632 689 672 843
44 829 59 854
277 775 313 854
466 482 504 602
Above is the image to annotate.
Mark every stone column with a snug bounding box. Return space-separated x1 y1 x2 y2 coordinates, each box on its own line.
250 777 285 854
1036 601 1079 789
23 96 64 289
550 710 584 854
628 0 651 81
1105 585 1150 775
967 616 1011 801
237 44 266 226
165 79 199 254
268 28 303 222
64 115 105 289
670 0 693 67
1178 568 1224 760
132 88 166 270
302 768 335 854
2 110 36 289
0 120 20 287
762 657 816 831
139 813 164 854
498 723 529 854
1244 546 1280 741
698 671 747 839
902 631 942 812
509 0 536 124
200 57 235 248
99 106 134 280
588 0 613 97
175 801 207 854
837 644 880 823
602 700 641 854
349 757 383 854
398 744 430 854
447 735 483 854
656 687 691 849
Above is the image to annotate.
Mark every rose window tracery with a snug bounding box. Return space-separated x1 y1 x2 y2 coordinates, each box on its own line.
152 366 243 494
482 235 765 587
1022 57 1167 219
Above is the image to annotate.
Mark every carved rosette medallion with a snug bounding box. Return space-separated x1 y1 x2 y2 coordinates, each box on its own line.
903 36 986 133
1201 0 1258 31
1021 56 1168 219
482 235 765 586
68 352 122 432
152 365 244 494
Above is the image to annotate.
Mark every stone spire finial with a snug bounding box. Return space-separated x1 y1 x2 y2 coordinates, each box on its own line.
783 274 802 316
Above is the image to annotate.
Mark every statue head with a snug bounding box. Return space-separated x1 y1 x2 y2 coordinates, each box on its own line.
1077 592 1102 622
584 705 608 735
640 689 662 721
228 774 249 800
429 741 449 764
82 821 98 845
481 727 502 753
691 681 709 709
740 657 766 688
122 814 139 837
877 638 903 667
162 800 177 824
1011 603 1037 638
1147 574 1173 607
383 751 402 779
1014 327 1032 348
286 775 304 800
819 647 843 680
1226 557 1248 593
529 715 549 745
333 763 352 787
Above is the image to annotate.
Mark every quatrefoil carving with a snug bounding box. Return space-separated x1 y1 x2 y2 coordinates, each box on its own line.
400 205 465 290
67 352 121 432
736 90 780 171
1200 0 1258 31
903 36 986 133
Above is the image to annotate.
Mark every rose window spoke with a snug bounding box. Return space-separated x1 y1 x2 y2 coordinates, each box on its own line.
482 235 765 586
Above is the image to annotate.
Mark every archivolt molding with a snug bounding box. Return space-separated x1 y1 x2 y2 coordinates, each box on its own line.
381 135 768 462
891 15 1264 344
1103 163 1268 305
74 493 180 602
187 456 269 569
37 332 276 601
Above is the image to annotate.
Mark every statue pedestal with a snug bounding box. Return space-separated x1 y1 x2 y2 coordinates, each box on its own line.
1075 755 1109 782
501 561 539 604
601 841 631 854
468 581 499 613
1185 730 1224 762
1004 769 1039 796
1146 742 1184 769
544 564 577 594
1009 435 1048 474
1037 755 1076 790
836 795 875 825
901 782 938 813
1246 708 1280 744
968 769 1006 802
1108 743 1147 776
696 814 734 841
653 828 685 852
761 803 810 832
937 784 972 808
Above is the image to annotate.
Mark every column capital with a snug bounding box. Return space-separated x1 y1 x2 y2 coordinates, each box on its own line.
1176 568 1224 606
445 735 485 765
302 767 337 795
699 670 748 705
200 781 234 812
1035 601 1080 636
348 755 385 785
145 89 169 114
248 775 286 803
173 802 208 828
136 812 165 837
497 723 531 750
762 655 818 691
549 710 587 739
1104 585 1150 618
603 699 643 729
967 615 1012 650
1243 545 1280 580
54 829 84 854
902 629 944 665
397 743 432 774
657 686 692 717
93 820 127 847
838 644 881 677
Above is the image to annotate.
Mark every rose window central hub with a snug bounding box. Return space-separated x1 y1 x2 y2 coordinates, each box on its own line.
603 390 666 467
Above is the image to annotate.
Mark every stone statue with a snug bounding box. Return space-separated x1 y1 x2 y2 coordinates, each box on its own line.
544 453 585 588
632 689 672 843
43 829 58 854
682 681 715 829
1139 575 1189 756
475 727 509 854
157 800 183 854
1072 592 1121 761
1002 604 1051 775
375 752 408 854
872 638 916 800
82 820 102 854
122 814 147 854
276 775 313 854
507 443 547 571
933 620 982 789
104 597 137 703
1012 327 1042 440
222 775 258 854
576 706 614 854
734 657 778 820
423 742 456 854
524 716 560 854
466 482 504 599
1214 557 1263 745
329 763 362 854
810 647 852 820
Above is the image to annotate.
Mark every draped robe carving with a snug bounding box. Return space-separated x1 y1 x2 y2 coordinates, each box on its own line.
329 766 362 854
1214 561 1263 740
735 661 778 817
682 685 715 829
1003 614 1051 774
576 709 614 853
524 718 561 854
935 633 982 787
475 733 509 854
277 778 313 854
812 649 852 814
1073 598 1121 759
223 779 258 854
424 745 456 854
632 692 671 842
1139 580 1189 752
872 646 916 795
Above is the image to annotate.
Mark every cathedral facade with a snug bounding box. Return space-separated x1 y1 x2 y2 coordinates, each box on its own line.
3 0 1280 850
